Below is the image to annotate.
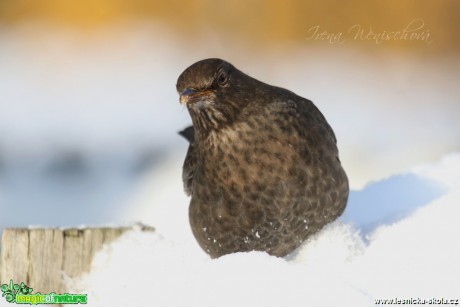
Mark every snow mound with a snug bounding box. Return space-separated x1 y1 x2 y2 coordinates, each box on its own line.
67 153 460 307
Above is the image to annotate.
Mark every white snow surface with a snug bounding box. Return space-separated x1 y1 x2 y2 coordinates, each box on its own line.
67 153 460 307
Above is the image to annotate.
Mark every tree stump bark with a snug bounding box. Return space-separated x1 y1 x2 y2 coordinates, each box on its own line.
0 225 154 295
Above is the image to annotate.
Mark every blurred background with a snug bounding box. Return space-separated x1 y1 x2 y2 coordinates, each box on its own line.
0 0 459 234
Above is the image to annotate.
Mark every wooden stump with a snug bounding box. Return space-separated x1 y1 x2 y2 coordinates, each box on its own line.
0 225 154 295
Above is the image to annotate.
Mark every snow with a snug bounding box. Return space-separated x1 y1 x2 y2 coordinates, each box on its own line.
66 153 460 307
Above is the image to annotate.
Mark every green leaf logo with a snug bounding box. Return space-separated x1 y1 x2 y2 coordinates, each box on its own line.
1 284 9 293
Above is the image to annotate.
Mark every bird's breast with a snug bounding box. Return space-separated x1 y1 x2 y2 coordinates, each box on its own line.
196 120 303 199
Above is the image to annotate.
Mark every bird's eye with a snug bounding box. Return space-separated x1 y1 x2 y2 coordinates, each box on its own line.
217 71 228 86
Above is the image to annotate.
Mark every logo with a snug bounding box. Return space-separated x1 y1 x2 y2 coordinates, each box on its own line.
1 280 87 305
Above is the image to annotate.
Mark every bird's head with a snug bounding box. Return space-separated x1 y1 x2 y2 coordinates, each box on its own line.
177 58 254 138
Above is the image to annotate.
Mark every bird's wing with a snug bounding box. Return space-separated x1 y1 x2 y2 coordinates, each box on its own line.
295 98 341 163
179 126 196 196
179 125 195 143
307 102 337 145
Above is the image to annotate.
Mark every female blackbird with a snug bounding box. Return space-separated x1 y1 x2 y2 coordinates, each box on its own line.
177 58 348 258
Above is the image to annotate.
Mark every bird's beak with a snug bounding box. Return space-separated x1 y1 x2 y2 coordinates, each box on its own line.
180 88 197 105
180 88 214 106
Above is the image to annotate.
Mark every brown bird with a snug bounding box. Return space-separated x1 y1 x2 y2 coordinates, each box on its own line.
177 58 348 258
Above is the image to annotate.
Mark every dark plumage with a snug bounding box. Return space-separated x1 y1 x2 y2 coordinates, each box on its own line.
177 58 348 258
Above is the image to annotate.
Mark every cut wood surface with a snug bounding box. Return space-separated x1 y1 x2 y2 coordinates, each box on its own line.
0 225 154 295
